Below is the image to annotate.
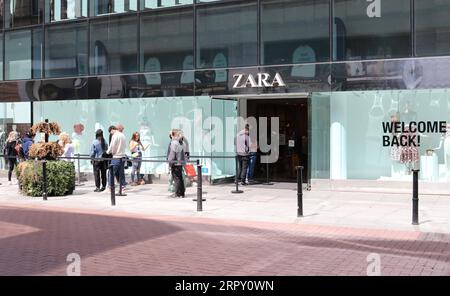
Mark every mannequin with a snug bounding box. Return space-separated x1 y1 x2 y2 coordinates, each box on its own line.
435 123 450 181
390 114 403 178
402 101 417 123
445 124 450 180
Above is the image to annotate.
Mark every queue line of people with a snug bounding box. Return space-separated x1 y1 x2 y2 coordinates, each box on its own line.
3 125 192 199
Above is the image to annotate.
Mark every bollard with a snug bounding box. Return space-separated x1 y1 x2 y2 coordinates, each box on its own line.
110 164 116 206
231 155 243 194
412 170 420 225
42 160 48 201
197 162 203 212
76 153 82 186
117 158 127 197
262 158 273 186
296 166 304 217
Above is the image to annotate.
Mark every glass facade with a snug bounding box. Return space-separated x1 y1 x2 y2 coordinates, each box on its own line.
140 7 193 72
45 22 88 77
0 0 449 188
0 102 31 169
141 0 193 10
90 16 138 74
5 0 44 28
90 0 137 16
4 28 42 80
0 0 448 81
415 0 450 57
333 0 411 61
34 96 237 179
45 0 88 22
261 0 330 65
196 0 258 68
311 89 450 183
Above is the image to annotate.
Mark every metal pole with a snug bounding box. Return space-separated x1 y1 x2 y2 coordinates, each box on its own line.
232 155 243 194
110 164 116 206
297 166 304 217
43 119 49 201
197 162 203 212
76 153 81 186
262 156 273 185
412 169 419 225
42 160 48 201
117 157 127 197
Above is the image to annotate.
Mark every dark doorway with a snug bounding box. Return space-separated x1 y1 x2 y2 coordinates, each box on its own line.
247 98 308 182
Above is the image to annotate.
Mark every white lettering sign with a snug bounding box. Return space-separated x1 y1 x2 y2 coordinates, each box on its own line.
367 0 381 18
233 73 286 89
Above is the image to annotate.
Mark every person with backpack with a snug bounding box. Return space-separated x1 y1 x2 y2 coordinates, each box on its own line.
90 129 109 192
4 131 20 185
22 131 34 159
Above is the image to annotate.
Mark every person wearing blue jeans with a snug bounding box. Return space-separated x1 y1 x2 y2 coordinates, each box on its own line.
107 126 127 191
246 152 257 183
109 158 126 189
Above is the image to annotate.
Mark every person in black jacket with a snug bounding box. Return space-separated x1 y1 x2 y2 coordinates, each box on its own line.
4 131 20 185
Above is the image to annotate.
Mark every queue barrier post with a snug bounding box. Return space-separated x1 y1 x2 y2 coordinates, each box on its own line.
296 166 304 217
232 155 244 194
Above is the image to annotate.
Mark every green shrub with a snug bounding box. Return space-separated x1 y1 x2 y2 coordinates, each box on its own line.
15 160 75 197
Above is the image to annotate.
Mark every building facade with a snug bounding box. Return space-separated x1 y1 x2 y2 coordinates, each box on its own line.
0 0 450 192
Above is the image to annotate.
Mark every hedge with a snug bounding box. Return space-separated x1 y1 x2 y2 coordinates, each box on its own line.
15 160 75 197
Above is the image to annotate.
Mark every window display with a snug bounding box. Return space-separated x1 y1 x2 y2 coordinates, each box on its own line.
322 89 450 182
33 96 237 180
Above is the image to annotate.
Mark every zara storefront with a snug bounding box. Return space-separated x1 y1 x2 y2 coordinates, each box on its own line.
0 0 450 193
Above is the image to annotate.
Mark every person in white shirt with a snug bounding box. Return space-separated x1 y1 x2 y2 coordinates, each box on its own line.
107 125 127 191
58 132 75 162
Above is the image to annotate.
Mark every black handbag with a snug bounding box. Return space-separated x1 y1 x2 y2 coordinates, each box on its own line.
125 156 133 169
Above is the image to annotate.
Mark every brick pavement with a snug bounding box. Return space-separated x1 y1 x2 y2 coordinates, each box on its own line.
0 204 449 276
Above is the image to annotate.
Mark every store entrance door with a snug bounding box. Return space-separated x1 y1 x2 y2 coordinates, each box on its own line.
247 98 309 182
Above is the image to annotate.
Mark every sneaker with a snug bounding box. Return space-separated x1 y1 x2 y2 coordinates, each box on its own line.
241 182 248 186
168 193 179 198
100 187 106 192
94 188 101 192
8 181 12 185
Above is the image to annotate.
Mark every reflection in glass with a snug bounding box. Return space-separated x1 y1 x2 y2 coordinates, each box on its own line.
141 0 193 10
0 34 3 81
0 102 32 169
5 0 44 28
46 0 88 22
33 96 236 180
140 8 194 72
90 0 137 16
329 89 450 182
5 29 43 80
90 16 138 75
415 0 450 56
0 1 4 29
45 22 88 78
333 0 411 61
261 0 329 66
196 1 257 68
